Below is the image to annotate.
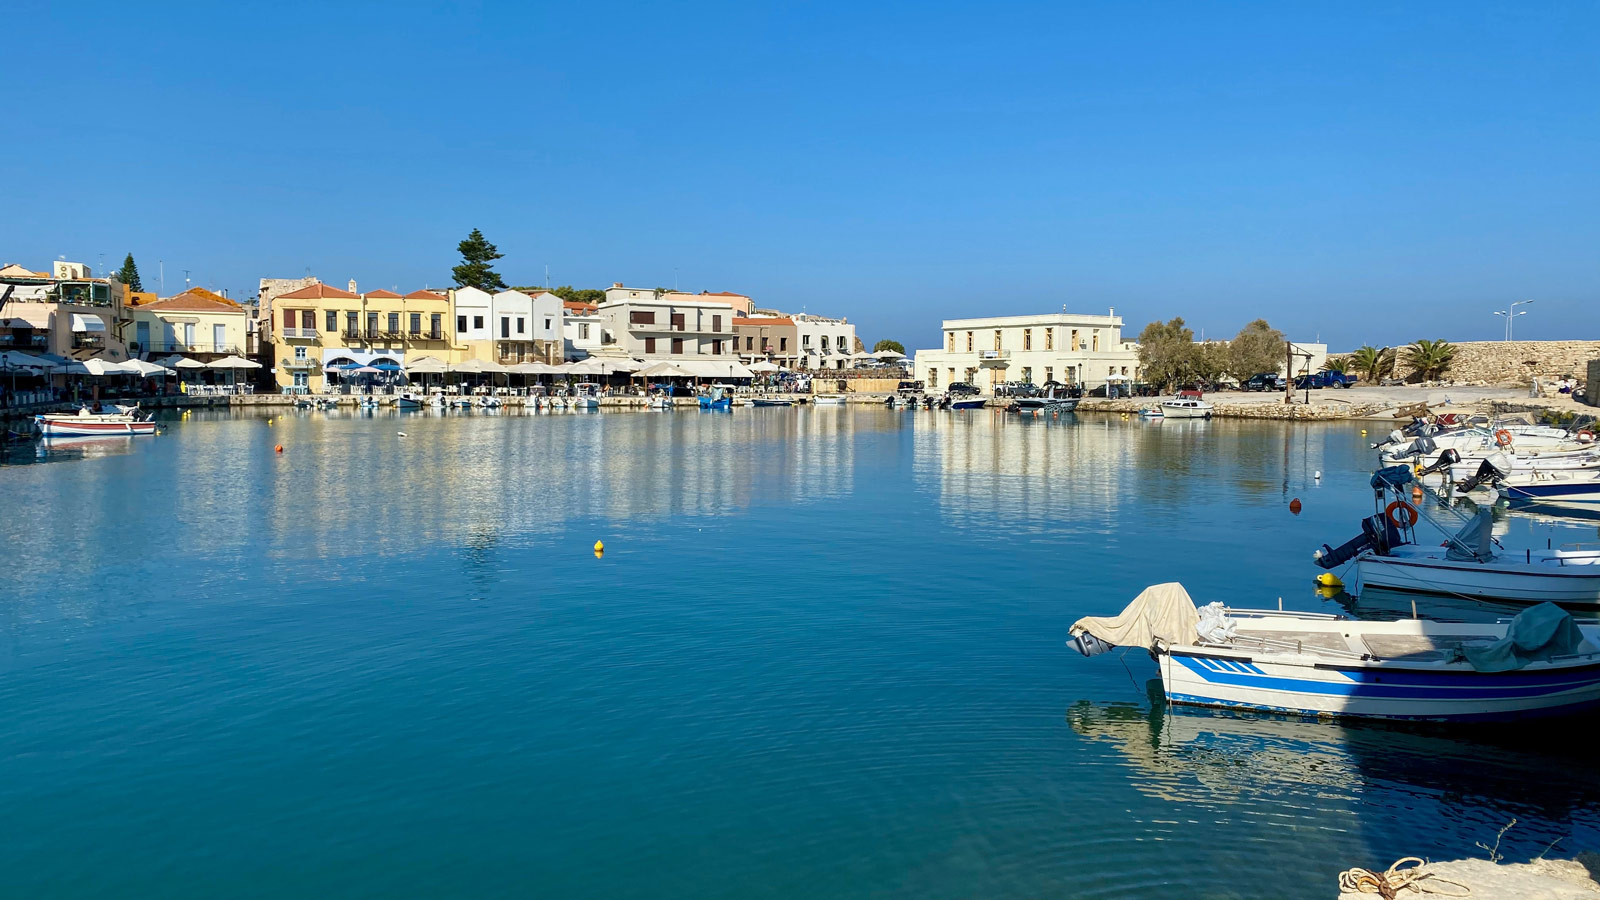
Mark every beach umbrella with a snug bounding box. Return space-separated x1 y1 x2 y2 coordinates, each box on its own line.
0 350 49 371
207 355 261 370
79 358 134 376
405 356 448 374
747 360 780 373
350 365 382 375
154 355 208 370
121 359 174 377
873 350 906 360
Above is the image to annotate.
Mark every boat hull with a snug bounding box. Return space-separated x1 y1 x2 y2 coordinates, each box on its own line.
950 398 987 410
1160 403 1213 419
698 398 730 410
1355 554 1600 605
813 396 846 405
36 417 155 437
1161 648 1600 721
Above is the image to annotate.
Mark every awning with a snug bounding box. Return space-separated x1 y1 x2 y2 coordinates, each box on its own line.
70 314 107 333
450 359 507 374
636 361 694 378
404 356 449 374
153 355 208 369
0 350 50 371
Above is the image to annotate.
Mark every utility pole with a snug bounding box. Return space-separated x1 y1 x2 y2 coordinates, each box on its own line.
159 260 164 295
1493 300 1534 341
1284 340 1294 404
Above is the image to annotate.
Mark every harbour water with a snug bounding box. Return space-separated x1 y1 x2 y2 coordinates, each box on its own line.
3 408 1599 898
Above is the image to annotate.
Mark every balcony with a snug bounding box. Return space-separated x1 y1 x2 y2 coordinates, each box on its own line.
72 334 105 350
282 356 319 369
282 327 320 340
407 330 445 342
133 341 244 355
977 349 1011 366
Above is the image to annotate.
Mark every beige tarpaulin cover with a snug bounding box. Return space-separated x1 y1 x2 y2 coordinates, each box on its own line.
1070 583 1200 649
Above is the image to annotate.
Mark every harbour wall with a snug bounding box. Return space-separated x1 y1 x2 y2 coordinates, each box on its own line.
1360 340 1600 385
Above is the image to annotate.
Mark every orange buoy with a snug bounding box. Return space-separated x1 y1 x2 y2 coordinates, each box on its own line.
1289 498 1302 514
274 444 284 454
1386 500 1419 528
1494 429 1513 447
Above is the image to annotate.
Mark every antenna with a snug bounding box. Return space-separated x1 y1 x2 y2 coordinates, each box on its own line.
183 269 191 288
545 264 550 288
159 260 165 294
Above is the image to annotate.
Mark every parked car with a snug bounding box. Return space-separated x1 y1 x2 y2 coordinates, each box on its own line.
946 382 981 396
1243 373 1285 392
1294 371 1357 390
896 380 925 395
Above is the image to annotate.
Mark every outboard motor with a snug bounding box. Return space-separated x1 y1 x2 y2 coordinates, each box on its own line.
1315 513 1403 569
1416 448 1461 478
1394 434 1437 460
1456 454 1511 493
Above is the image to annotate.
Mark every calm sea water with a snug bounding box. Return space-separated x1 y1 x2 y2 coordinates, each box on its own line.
3 407 1599 899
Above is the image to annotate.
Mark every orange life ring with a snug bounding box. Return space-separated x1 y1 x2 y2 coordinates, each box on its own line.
1385 500 1419 529
1494 429 1513 447
1578 430 1596 443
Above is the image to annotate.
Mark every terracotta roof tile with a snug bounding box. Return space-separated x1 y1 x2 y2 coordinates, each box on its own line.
734 317 792 326
140 292 248 314
403 290 448 301
277 284 360 300
363 289 402 299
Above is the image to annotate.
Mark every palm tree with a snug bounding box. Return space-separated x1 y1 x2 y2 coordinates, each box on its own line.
1404 339 1456 381
1321 355 1351 374
1347 345 1395 383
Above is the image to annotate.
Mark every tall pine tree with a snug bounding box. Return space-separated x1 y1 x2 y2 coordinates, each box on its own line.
452 229 508 291
116 253 143 292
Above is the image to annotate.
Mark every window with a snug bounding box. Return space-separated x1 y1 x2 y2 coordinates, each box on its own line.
947 332 955 352
929 368 939 388
348 312 359 335
388 313 400 334
712 315 721 332
580 323 590 339
183 322 195 346
948 368 955 384
1046 329 1054 351
671 337 683 354
410 313 421 334
712 340 722 355
516 317 525 335
1023 329 1032 350
501 317 510 339
430 314 441 338
994 330 1002 351
457 315 467 333
1071 329 1080 351
1045 367 1053 383
966 331 974 352
630 310 656 325
1092 330 1100 351
301 310 314 330
294 345 307 359
473 316 484 330
645 337 656 354
1109 366 1116 376
802 334 812 347
745 336 754 351
839 335 847 351
544 318 551 332
367 312 378 336
670 312 686 331
326 311 337 332
1022 367 1032 382
821 335 830 351
1122 366 1129 375
282 309 294 328
214 323 226 350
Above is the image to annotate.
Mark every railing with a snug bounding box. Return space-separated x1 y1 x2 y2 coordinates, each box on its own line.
132 341 244 355
281 327 319 339
978 350 1010 360
408 330 445 341
72 334 104 350
282 357 319 369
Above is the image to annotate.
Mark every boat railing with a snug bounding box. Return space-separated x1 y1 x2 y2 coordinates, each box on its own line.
1203 632 1368 661
1223 607 1346 620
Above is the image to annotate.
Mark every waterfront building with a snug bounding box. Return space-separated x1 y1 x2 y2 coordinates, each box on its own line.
128 289 249 362
451 287 563 365
268 282 452 393
791 313 857 371
912 310 1140 393
563 300 602 361
734 316 796 366
603 283 754 318
0 259 130 361
597 294 736 361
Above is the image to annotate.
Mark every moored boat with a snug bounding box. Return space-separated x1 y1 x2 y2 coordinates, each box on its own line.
36 407 156 437
573 383 603 410
949 396 987 410
1159 397 1213 419
750 397 793 407
1069 583 1600 721
813 395 847 406
397 392 425 409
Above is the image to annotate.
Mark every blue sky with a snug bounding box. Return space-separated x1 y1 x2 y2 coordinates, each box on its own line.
4 1 1596 351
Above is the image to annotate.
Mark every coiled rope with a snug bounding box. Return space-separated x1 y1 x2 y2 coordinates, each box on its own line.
1338 857 1471 898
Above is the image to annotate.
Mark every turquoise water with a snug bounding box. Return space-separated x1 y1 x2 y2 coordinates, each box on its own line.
3 407 1599 898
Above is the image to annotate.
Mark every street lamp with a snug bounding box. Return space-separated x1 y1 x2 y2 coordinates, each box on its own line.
1493 299 1534 341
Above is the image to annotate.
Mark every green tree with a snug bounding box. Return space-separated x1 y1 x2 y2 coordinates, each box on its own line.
1225 318 1286 381
1192 341 1230 383
116 253 143 292
1346 345 1394 383
1136 317 1197 391
452 228 508 291
873 339 905 354
545 285 607 305
1403 339 1456 381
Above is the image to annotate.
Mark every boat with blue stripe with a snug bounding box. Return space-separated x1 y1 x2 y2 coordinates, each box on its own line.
1070 583 1600 722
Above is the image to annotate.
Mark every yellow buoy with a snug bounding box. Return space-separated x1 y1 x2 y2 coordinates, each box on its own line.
593 540 604 553
1360 429 1368 436
1315 572 1343 588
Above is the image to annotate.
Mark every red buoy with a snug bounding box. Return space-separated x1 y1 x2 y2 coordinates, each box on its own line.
275 444 284 454
1289 498 1302 514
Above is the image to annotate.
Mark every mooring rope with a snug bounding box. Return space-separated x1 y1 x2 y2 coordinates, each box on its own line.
1338 857 1471 898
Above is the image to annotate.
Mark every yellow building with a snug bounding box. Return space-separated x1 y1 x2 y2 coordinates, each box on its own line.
269 283 453 393
129 289 249 361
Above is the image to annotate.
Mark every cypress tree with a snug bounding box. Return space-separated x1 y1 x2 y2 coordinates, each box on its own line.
116 253 143 292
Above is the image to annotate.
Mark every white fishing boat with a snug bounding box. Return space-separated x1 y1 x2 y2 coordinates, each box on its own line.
396 391 425 409
1159 397 1213 419
1315 465 1600 605
573 383 602 410
1069 583 1600 722
1011 386 1080 415
36 407 156 437
813 395 847 406
1493 467 1600 507
1380 423 1592 465
647 395 674 410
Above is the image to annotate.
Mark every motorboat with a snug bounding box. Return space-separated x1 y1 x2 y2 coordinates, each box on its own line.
647 395 674 410
36 407 156 437
949 394 987 410
1379 421 1593 465
749 397 793 407
1138 406 1164 419
397 391 425 409
698 386 732 411
813 395 847 406
477 395 503 409
1489 467 1600 507
1314 465 1600 605
573 383 603 410
1159 397 1213 419
1069 583 1600 722
1010 386 1079 416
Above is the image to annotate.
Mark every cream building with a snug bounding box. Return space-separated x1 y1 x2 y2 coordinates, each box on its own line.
597 295 736 361
0 260 130 361
912 310 1141 393
129 289 248 361
268 282 453 393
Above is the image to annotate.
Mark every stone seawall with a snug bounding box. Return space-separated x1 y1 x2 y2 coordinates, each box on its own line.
1352 341 1600 385
1077 398 1385 420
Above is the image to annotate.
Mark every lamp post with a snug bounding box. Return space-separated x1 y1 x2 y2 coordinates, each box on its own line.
1493 300 1534 341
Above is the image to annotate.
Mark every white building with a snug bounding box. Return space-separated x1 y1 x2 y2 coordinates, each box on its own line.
564 309 603 360
912 310 1141 394
791 313 857 370
597 295 736 360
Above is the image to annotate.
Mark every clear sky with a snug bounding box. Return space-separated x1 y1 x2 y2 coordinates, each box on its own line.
5 1 1597 351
